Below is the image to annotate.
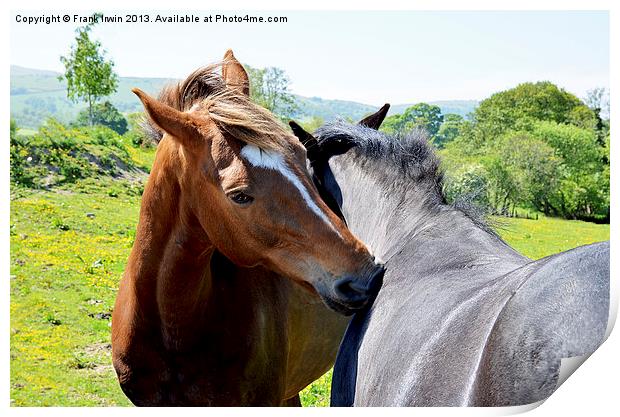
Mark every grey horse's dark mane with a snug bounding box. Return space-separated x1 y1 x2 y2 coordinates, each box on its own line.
314 120 494 234
315 120 444 197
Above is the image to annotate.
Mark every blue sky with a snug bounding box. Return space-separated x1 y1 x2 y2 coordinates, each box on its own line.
10 10 609 106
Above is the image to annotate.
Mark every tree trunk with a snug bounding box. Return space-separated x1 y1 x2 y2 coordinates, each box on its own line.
502 194 510 216
88 95 94 126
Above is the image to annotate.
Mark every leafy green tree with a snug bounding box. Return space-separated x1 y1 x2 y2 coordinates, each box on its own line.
485 133 560 215
584 87 610 145
601 134 610 220
440 121 485 157
246 65 298 120
435 113 465 148
297 116 325 133
483 155 519 216
585 87 608 117
382 103 444 138
444 164 490 208
75 101 128 134
59 22 118 126
473 81 585 142
532 121 600 176
568 105 598 131
10 118 18 139
440 81 608 221
530 121 607 218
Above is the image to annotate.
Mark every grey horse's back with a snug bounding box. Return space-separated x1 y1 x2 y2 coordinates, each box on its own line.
471 241 610 406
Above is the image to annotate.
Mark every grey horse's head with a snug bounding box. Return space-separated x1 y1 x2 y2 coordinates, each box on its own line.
288 104 390 218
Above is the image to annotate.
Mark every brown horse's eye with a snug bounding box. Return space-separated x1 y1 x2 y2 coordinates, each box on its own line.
228 191 254 205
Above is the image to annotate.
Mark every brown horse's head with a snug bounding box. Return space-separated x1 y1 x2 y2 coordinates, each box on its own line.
133 50 382 315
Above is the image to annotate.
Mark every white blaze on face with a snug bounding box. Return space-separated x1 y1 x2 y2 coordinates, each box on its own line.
240 144 341 237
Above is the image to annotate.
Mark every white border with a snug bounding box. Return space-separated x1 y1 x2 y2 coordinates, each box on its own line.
3 1 617 416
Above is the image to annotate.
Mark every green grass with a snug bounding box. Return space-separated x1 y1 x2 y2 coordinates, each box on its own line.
10 181 609 406
493 214 609 260
300 369 332 406
10 184 138 406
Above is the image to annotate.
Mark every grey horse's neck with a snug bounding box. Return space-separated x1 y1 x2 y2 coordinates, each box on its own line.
328 153 528 275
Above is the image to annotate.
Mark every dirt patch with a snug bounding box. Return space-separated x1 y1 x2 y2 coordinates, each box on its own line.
91 363 114 376
83 342 111 356
55 189 75 195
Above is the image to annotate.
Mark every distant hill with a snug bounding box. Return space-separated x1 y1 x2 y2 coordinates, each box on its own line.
292 96 376 122
10 65 478 128
10 66 173 128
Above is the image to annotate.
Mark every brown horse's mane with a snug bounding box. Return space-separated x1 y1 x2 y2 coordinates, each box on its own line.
141 63 292 152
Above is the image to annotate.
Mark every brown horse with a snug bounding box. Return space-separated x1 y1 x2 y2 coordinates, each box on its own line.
111 50 383 406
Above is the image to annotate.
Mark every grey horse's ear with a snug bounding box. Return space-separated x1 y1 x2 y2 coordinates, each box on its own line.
289 121 320 161
359 103 390 130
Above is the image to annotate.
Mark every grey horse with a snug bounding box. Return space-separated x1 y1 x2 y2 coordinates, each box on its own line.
289 110 610 407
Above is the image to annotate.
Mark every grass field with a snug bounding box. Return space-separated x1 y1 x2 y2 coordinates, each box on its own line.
10 180 610 406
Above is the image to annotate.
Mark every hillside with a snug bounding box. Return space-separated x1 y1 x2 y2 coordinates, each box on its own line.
10 65 478 128
10 66 173 128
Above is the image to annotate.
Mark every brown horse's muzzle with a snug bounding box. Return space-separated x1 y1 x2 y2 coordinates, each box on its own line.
316 263 385 316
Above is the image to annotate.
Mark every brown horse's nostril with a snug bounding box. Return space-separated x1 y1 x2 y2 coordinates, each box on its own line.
334 277 366 299
333 277 369 304
333 266 385 304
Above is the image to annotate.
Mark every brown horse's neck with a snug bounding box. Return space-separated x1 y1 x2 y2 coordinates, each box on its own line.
127 141 214 350
117 140 349 405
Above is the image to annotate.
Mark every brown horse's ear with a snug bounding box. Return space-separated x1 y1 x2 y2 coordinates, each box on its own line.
359 103 390 130
289 121 320 161
133 88 202 146
222 49 250 97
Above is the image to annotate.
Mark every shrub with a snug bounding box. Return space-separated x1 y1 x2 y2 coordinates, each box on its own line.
124 112 152 148
10 119 140 188
75 101 128 135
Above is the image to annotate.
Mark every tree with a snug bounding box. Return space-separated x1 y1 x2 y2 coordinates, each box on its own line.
10 118 17 139
75 101 128 134
59 21 118 126
297 116 325 133
443 164 490 209
246 65 298 120
483 155 519 216
568 105 598 131
382 103 443 138
439 81 609 222
473 81 588 143
435 113 465 148
584 87 608 116
584 87 610 145
532 121 600 175
488 133 560 215
530 121 607 218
